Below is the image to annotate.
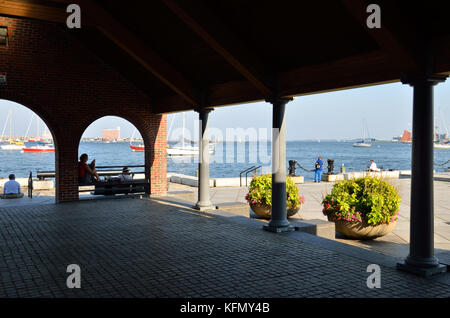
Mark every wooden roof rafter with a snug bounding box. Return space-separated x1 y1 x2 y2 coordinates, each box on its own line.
161 0 273 98
341 0 422 73
0 0 200 108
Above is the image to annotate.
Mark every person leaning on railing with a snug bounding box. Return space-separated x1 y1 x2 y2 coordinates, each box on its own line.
0 174 24 199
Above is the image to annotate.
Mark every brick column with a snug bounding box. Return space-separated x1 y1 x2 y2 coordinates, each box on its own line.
54 129 80 203
145 114 167 196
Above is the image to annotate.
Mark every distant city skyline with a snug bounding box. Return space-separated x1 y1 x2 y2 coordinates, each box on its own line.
1 81 450 140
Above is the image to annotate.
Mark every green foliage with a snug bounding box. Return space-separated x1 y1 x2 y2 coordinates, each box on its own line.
245 174 305 209
322 177 400 225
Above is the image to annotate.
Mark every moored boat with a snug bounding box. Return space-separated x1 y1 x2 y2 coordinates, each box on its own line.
1 140 24 150
353 118 372 147
130 144 145 152
434 143 450 149
400 130 412 143
22 145 55 153
352 142 372 147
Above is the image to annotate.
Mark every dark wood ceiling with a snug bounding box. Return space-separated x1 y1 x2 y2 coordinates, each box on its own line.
1 0 450 114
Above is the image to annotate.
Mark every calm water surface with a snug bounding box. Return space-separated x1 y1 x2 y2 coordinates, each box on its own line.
0 141 449 181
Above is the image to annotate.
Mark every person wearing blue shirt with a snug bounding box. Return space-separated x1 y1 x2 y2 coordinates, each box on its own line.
1 174 24 199
314 156 324 183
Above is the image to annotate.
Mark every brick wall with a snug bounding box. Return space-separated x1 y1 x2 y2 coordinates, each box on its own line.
0 17 167 202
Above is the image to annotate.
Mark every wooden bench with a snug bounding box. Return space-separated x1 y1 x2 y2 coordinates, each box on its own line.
34 165 148 196
91 179 149 196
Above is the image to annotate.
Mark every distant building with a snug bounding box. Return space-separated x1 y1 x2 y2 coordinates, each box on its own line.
102 126 120 141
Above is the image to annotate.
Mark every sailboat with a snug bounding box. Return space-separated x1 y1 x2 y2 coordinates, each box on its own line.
167 112 214 156
400 130 412 143
129 127 145 152
22 116 55 152
353 119 372 147
434 110 450 149
0 109 24 150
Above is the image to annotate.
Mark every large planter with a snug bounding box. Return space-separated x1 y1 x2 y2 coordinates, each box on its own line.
250 202 300 219
327 215 396 240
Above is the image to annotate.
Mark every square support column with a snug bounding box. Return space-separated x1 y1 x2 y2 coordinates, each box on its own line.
263 97 294 233
397 74 448 277
194 108 216 211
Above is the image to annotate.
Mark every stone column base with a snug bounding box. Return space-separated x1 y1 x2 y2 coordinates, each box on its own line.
193 203 216 212
397 262 447 277
263 224 295 233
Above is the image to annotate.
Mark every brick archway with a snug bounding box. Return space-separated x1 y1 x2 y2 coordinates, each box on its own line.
77 113 167 199
0 16 167 202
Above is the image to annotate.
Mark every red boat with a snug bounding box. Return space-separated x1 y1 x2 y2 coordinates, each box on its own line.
22 145 55 153
130 145 145 152
400 130 412 143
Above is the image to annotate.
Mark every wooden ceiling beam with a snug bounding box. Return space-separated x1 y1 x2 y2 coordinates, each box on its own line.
341 0 421 73
152 51 401 113
162 0 273 98
0 0 67 23
0 0 198 107
80 0 198 107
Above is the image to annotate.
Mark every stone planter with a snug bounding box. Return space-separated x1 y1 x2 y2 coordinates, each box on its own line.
327 215 396 239
250 202 300 219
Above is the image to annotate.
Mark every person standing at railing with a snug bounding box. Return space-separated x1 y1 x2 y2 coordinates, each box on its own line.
79 153 101 184
314 156 324 183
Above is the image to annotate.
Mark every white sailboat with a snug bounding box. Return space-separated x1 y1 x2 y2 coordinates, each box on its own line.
353 118 372 147
167 112 214 156
0 109 24 150
434 110 450 149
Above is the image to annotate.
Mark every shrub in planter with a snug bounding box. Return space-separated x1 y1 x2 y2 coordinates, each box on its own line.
245 174 305 219
322 177 400 239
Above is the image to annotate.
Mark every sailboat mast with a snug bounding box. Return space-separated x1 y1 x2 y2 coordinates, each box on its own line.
25 113 34 139
9 109 12 139
1 110 10 141
182 112 185 149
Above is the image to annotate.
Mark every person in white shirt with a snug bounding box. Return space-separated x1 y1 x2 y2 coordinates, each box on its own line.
369 160 381 172
1 174 24 198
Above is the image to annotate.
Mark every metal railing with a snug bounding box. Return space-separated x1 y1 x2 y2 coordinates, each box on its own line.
239 165 262 187
36 165 146 180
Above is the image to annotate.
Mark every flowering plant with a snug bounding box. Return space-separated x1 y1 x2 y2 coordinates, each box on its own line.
245 174 305 209
322 177 400 226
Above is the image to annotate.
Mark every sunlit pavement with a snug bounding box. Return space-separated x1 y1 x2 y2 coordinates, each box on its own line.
0 195 449 298
168 178 450 265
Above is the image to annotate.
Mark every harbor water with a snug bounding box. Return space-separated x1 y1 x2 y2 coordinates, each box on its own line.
0 141 449 181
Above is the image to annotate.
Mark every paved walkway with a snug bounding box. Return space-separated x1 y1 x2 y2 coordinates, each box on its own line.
168 179 450 262
0 196 449 298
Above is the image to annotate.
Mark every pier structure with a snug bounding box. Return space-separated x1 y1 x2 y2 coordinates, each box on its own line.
0 1 450 277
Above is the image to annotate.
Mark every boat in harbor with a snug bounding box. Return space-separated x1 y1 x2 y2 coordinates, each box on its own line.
434 111 450 149
400 130 412 143
22 145 55 153
130 144 145 152
353 119 372 147
434 143 450 149
1 139 24 150
0 109 25 150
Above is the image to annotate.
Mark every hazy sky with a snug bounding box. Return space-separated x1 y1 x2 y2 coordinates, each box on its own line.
1 80 449 140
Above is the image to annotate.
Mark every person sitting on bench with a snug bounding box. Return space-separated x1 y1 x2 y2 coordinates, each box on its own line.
119 167 133 182
368 159 381 172
79 153 100 185
1 174 24 199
